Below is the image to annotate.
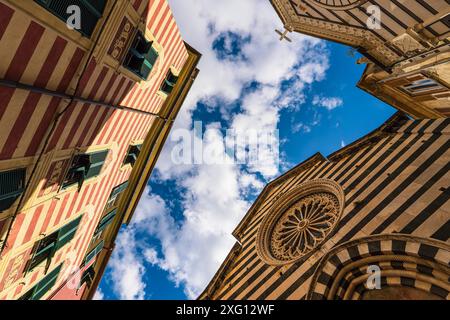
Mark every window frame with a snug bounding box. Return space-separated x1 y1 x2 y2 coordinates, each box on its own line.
62 150 109 190
123 31 159 80
19 264 63 300
33 0 107 38
0 168 26 213
123 144 142 167
160 68 179 95
27 215 83 273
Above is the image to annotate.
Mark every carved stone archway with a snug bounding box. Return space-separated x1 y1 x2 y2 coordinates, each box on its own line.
308 234 450 300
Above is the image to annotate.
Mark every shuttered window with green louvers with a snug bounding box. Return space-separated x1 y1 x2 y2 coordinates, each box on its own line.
34 0 106 38
28 215 83 271
63 150 109 189
123 144 142 167
94 209 117 236
79 265 96 288
123 32 159 79
160 69 179 94
55 215 83 250
19 264 63 300
0 168 26 212
84 240 104 266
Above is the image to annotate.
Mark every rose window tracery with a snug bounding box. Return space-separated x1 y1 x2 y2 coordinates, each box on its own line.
257 179 344 265
271 192 340 261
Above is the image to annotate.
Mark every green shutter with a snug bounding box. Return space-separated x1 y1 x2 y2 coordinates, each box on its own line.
80 266 96 288
28 232 58 270
124 32 158 79
160 70 178 94
84 240 105 265
20 264 63 300
0 168 26 212
94 209 117 235
146 47 159 66
85 150 108 179
124 145 142 166
110 181 129 199
55 215 82 250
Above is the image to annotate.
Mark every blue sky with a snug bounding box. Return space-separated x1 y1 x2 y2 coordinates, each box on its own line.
96 0 395 300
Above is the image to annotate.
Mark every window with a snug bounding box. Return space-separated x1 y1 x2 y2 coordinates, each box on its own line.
28 215 82 271
123 144 142 167
94 209 117 237
62 150 108 189
92 182 128 240
123 32 159 79
79 265 96 288
105 181 128 211
160 69 179 94
19 264 63 300
84 240 104 266
0 168 26 212
34 0 106 38
401 78 446 95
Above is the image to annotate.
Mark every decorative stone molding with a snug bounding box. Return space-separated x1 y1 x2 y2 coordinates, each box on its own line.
271 0 400 67
307 234 450 300
305 0 368 11
256 179 345 265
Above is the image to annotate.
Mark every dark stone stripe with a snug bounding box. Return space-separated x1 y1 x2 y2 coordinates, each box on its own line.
274 261 319 300
227 262 272 300
345 133 421 205
214 252 258 298
430 284 449 298
340 139 450 244
431 220 450 241
391 260 405 270
400 277 416 287
399 182 450 234
418 243 439 260
339 135 395 186
417 264 434 276
348 245 361 261
242 268 278 300
368 240 382 255
373 162 450 234
392 240 406 254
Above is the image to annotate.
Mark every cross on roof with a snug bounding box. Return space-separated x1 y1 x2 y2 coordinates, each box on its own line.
275 27 292 42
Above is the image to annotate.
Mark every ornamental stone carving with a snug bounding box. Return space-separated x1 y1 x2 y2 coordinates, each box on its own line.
257 179 344 265
305 0 368 10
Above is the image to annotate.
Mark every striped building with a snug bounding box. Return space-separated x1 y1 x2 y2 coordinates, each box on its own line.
200 114 450 300
271 0 450 118
0 0 200 300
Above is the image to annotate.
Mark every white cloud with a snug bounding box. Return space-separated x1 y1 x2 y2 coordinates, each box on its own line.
292 122 311 133
312 95 343 110
107 0 331 300
108 228 146 300
93 288 104 300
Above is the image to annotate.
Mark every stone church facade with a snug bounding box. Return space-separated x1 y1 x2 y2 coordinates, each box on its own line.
200 114 449 300
200 0 449 301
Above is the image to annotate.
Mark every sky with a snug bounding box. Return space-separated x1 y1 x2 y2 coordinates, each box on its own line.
95 0 396 300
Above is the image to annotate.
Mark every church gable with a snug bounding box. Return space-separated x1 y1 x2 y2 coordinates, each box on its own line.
200 114 450 300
